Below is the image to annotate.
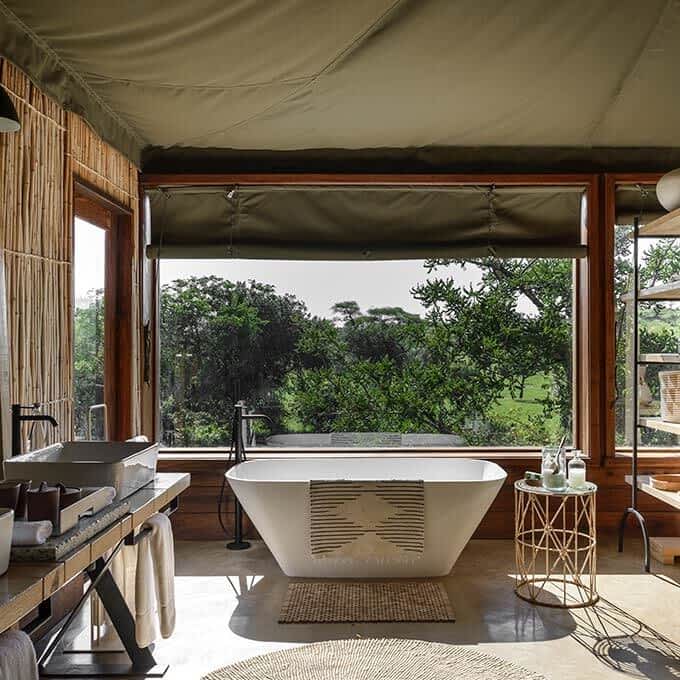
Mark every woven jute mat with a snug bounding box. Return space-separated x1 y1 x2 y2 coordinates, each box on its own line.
279 580 454 624
202 638 547 680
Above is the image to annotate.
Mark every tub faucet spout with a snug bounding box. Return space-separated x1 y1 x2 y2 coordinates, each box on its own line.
232 402 273 463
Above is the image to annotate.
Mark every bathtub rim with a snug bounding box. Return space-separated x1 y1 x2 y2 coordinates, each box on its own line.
226 456 508 484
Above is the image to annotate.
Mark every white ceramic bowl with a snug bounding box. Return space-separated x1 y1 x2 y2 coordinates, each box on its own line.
656 169 680 211
0 508 14 576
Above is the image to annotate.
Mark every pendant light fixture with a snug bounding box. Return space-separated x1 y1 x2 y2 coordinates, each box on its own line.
0 85 20 132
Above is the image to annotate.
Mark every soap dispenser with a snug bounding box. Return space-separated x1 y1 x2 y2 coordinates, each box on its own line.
568 450 587 489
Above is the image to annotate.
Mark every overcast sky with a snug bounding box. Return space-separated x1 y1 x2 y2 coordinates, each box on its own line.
74 217 483 318
158 258 482 318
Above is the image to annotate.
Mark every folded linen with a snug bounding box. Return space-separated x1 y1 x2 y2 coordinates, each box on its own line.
11 521 52 546
0 629 38 680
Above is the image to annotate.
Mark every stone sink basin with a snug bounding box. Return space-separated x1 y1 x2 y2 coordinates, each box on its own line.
4 441 159 500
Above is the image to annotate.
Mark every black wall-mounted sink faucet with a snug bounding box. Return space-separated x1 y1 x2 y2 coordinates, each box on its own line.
11 403 58 457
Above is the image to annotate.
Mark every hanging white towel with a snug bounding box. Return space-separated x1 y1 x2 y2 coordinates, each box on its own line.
135 530 157 648
135 512 176 647
0 630 38 680
147 512 176 639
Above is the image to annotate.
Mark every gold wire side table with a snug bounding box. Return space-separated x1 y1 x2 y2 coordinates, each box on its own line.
514 479 598 608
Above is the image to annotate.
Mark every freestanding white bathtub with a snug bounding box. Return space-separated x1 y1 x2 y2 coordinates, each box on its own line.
227 457 507 577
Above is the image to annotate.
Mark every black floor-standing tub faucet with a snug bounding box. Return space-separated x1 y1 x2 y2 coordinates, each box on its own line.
225 401 273 550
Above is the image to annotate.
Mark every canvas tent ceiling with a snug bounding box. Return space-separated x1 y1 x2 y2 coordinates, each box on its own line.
1 0 680 170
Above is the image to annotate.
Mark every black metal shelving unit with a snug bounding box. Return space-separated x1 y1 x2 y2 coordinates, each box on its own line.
618 209 680 572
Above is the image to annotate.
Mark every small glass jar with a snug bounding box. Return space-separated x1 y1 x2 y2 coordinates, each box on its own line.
568 449 587 489
541 446 567 491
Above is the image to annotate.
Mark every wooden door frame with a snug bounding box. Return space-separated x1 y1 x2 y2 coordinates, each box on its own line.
73 179 134 441
603 173 675 464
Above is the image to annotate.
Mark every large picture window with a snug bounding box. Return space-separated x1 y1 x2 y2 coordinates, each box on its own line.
614 184 680 450
157 256 575 449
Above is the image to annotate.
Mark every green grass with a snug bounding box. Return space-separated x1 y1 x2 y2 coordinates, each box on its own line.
491 372 563 440
493 373 551 418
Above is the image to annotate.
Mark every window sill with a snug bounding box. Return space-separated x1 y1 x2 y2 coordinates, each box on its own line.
159 447 550 462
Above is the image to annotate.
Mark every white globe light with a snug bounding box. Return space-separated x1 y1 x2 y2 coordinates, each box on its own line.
656 169 680 212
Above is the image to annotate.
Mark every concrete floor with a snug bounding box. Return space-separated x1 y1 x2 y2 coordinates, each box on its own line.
55 537 680 679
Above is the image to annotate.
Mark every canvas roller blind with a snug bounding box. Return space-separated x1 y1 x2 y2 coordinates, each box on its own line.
615 184 664 224
147 185 586 260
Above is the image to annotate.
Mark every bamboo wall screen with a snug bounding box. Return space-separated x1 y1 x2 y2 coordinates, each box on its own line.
0 59 141 459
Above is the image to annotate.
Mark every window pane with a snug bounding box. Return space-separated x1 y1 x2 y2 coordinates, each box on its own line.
160 258 574 448
614 214 680 448
73 218 106 440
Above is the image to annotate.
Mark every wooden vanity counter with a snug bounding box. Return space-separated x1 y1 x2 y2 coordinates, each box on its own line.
0 472 190 633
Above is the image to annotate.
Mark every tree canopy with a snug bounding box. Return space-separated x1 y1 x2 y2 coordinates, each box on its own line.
71 242 680 449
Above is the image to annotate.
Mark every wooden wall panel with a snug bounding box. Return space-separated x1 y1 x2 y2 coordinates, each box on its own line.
0 60 71 448
0 59 141 453
159 457 680 541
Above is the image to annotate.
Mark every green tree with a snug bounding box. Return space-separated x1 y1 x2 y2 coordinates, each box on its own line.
160 276 309 446
285 257 575 445
73 289 105 438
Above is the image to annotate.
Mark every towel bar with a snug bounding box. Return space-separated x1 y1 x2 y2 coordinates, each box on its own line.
35 499 179 678
124 496 179 547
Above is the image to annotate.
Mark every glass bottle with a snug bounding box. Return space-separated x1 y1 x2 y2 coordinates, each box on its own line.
541 446 567 491
568 450 586 489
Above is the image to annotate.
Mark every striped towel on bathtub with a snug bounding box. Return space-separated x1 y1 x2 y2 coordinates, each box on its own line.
309 480 425 560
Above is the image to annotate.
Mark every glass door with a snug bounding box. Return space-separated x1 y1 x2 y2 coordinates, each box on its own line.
73 217 108 440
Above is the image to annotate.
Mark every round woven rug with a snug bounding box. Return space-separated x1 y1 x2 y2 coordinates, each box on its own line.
202 638 547 680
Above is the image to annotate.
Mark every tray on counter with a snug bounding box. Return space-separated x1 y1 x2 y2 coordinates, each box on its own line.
11 499 130 562
53 486 116 535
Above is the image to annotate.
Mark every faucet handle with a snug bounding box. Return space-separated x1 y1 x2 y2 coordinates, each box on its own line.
13 402 42 411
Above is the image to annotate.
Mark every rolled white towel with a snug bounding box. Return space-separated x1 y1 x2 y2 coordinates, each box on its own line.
11 521 52 546
0 630 38 680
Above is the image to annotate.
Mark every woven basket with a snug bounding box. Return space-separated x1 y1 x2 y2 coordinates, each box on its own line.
659 371 680 423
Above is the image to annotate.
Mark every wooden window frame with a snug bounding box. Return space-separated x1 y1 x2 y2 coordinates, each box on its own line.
603 173 680 464
141 173 599 459
73 179 134 441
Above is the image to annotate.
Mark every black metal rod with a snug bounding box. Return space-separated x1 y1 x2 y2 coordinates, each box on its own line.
227 402 252 550
11 404 21 457
618 506 651 572
38 538 126 670
89 560 156 670
632 215 640 511
618 216 652 573
124 498 179 546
